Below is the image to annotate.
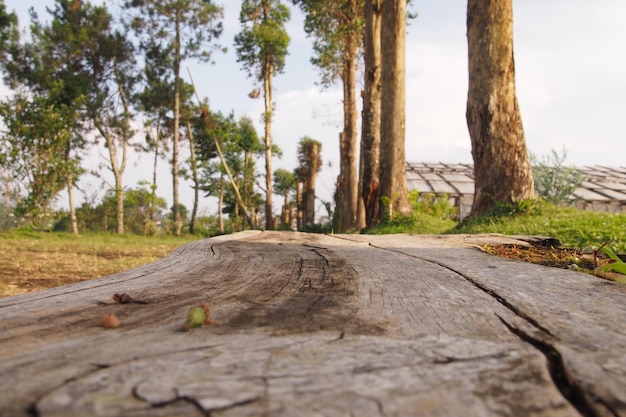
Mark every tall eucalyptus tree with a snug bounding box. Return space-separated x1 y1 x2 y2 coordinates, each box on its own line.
359 0 382 227
378 0 411 219
294 0 363 232
235 0 290 230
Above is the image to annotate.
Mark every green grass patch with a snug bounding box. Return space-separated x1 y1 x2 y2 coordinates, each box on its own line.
365 212 456 235
366 190 458 235
453 200 626 253
366 199 626 253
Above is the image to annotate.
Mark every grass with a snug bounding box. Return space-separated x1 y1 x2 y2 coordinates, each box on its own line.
0 230 199 297
367 199 626 253
364 212 457 235
452 200 626 253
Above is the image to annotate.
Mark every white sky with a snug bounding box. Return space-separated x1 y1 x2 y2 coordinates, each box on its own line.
4 0 626 217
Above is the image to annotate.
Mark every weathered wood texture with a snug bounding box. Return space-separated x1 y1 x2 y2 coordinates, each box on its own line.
1 231 625 417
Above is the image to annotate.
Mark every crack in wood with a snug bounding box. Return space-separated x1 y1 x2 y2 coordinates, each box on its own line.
132 383 263 417
497 315 613 417
368 243 557 338
431 350 510 364
132 385 209 416
363 243 614 416
308 248 334 289
28 364 104 417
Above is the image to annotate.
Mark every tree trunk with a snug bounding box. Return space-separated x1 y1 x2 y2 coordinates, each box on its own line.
337 40 359 232
244 149 255 228
360 0 382 229
296 179 302 230
379 0 410 220
67 177 78 234
115 182 124 235
64 144 78 234
96 125 126 235
263 60 274 230
288 201 295 229
466 0 535 218
108 139 125 235
172 15 182 236
280 193 289 226
305 141 321 226
218 175 224 234
150 127 160 224
186 120 199 235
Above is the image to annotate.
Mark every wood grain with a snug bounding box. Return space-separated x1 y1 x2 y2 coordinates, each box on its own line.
1 231 624 416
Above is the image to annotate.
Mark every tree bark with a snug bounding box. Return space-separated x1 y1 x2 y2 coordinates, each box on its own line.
337 38 359 232
296 179 302 230
379 0 410 220
466 0 535 218
66 177 78 234
263 59 275 230
218 175 224 234
304 141 321 226
280 192 289 226
96 125 126 235
172 13 182 236
150 126 160 225
186 120 199 235
65 145 78 234
360 0 382 229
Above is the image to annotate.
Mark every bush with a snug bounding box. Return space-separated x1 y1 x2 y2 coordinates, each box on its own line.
408 190 457 220
367 191 457 235
531 148 583 205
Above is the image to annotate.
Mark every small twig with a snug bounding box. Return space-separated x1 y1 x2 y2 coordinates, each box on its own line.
593 241 610 268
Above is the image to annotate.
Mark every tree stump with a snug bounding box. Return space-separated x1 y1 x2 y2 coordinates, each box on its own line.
1 231 625 416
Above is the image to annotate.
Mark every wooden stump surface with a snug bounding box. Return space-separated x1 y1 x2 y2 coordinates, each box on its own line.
1 231 625 417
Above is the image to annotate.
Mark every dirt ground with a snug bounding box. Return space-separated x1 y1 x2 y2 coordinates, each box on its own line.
485 244 595 272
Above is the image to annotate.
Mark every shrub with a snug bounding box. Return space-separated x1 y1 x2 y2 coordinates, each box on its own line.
531 147 583 205
408 190 457 220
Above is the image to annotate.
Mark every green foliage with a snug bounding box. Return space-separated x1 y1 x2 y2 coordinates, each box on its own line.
368 191 457 235
54 182 168 235
593 242 626 284
237 116 264 154
125 0 224 64
0 92 81 227
234 0 291 82
457 199 539 228
408 190 457 220
274 168 296 196
296 136 323 177
0 0 17 59
531 147 583 205
367 195 626 256
366 211 456 235
0 1 109 226
295 0 364 87
0 0 140 233
194 109 264 227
